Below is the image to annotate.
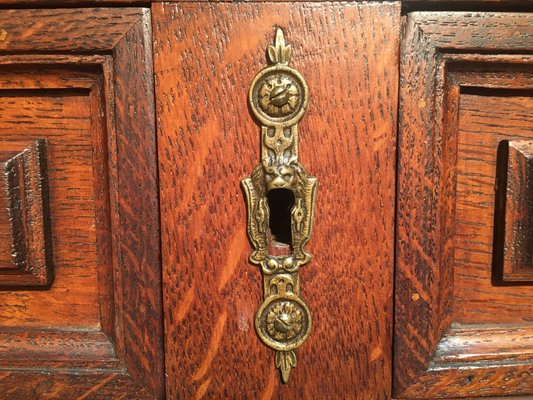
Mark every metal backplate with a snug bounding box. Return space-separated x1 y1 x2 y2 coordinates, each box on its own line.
242 28 317 383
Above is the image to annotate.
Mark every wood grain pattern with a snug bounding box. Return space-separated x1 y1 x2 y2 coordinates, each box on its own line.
498 140 533 282
455 91 533 325
111 9 164 397
0 329 121 366
0 9 142 53
396 11 533 398
0 8 162 399
0 372 153 400
153 2 399 398
0 79 101 328
0 139 53 287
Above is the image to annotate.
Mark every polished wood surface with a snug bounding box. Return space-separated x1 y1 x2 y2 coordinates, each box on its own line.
396 11 533 398
0 8 163 399
0 68 102 328
0 3 530 400
455 91 533 322
154 2 400 398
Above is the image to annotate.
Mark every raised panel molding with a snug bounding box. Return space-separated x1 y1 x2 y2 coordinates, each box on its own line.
0 139 53 287
395 12 533 398
496 140 533 282
0 8 163 399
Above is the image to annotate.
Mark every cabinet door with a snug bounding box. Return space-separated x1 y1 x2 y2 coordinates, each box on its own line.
154 2 399 398
0 9 163 399
395 12 533 398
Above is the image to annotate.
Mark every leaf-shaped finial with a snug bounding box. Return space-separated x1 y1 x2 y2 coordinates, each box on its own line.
267 28 292 66
275 350 297 383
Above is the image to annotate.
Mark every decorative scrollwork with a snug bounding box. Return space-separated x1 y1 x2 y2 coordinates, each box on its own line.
242 28 316 383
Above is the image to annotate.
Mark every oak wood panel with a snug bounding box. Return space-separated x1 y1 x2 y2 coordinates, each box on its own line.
154 2 399 398
0 84 101 327
111 11 164 397
0 8 162 399
396 11 533 398
454 92 533 325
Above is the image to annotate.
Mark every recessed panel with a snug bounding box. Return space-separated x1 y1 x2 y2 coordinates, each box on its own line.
395 11 533 398
0 74 101 328
0 8 162 398
454 92 533 324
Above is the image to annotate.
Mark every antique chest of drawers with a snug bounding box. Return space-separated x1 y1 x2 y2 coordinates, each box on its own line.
0 1 531 398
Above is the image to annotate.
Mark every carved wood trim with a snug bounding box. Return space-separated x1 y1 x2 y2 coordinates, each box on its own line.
0 9 162 399
396 12 533 398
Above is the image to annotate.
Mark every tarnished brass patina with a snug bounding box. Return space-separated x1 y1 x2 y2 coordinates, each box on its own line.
242 28 317 383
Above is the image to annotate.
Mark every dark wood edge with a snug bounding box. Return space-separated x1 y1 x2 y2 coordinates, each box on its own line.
89 58 118 342
502 267 533 281
404 0 533 2
0 9 163 399
403 1 533 13
111 9 164 398
395 13 533 397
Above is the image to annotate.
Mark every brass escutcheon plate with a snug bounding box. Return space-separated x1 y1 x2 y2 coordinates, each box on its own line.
242 28 317 384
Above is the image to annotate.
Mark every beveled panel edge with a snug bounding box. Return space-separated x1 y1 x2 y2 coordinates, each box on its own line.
395 12 533 397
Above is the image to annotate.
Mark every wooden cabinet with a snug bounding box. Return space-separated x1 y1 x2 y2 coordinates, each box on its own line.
0 3 531 400
0 8 163 399
395 12 533 398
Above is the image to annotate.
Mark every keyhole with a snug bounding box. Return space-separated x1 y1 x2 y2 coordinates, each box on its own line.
267 189 294 249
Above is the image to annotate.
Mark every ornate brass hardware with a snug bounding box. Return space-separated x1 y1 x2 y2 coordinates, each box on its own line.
242 28 317 383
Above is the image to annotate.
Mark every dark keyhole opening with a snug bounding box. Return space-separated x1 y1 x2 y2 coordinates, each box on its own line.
267 188 294 247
